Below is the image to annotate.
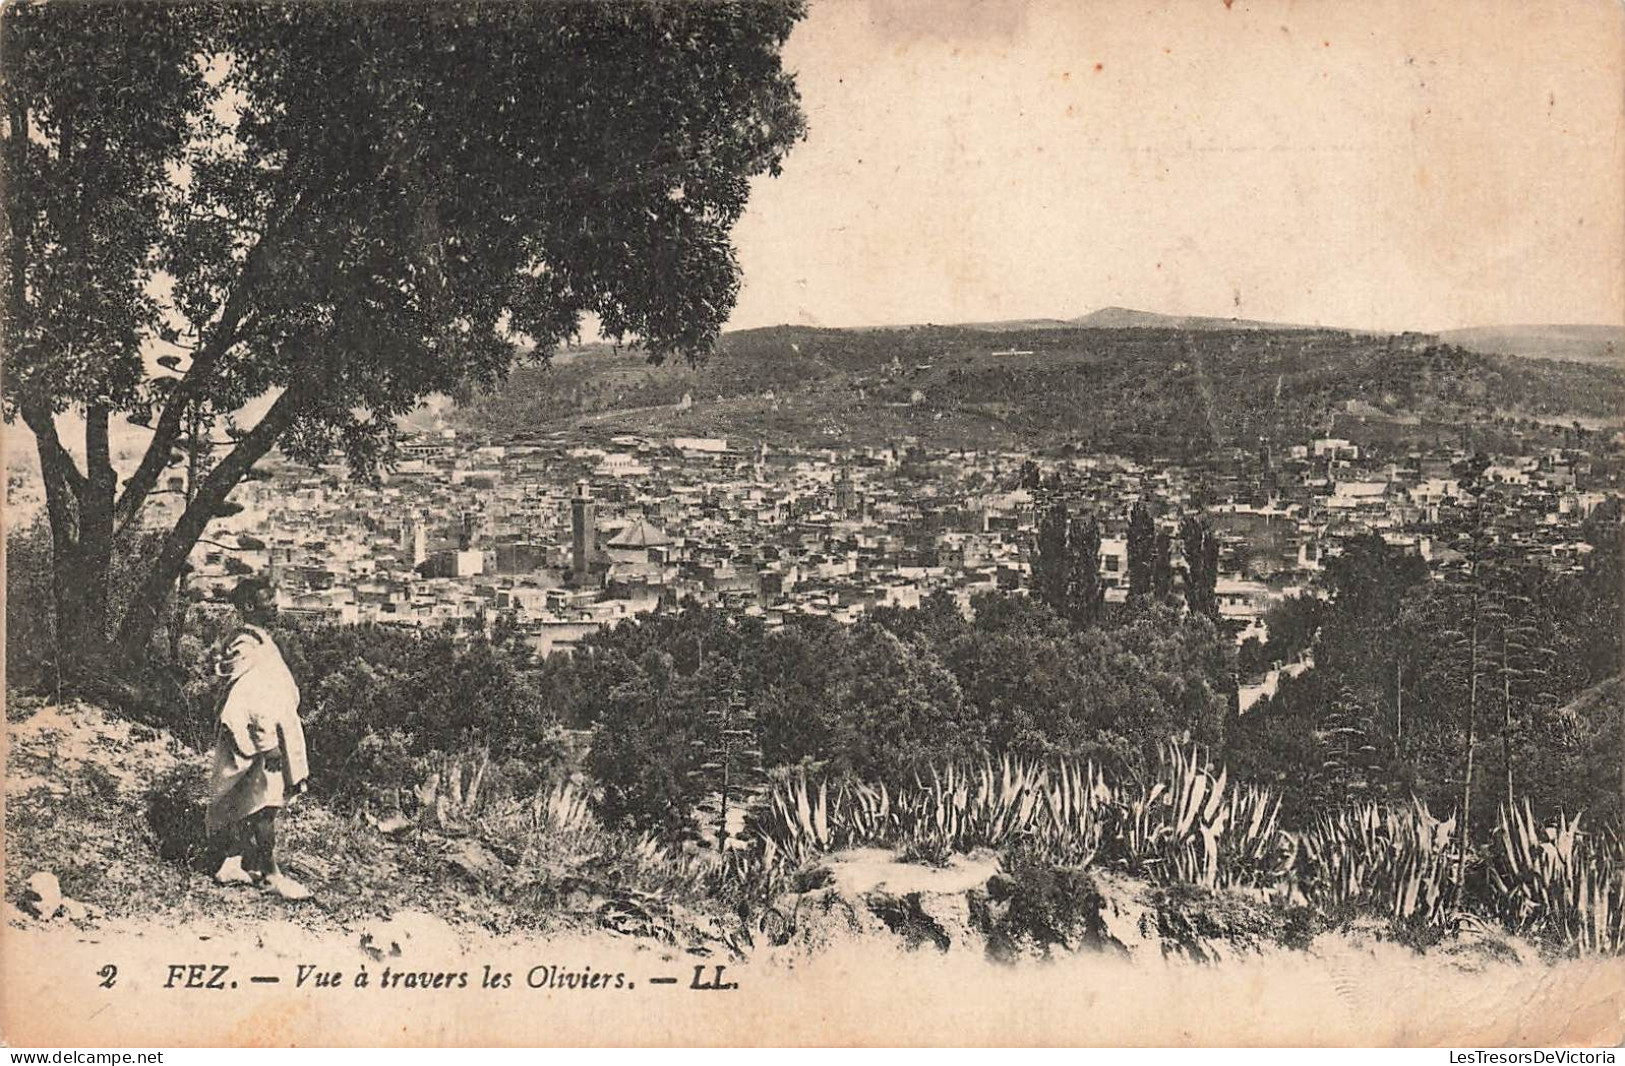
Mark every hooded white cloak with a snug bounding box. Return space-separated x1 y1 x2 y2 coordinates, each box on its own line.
206 625 309 833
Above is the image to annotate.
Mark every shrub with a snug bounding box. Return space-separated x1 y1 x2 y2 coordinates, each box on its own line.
144 762 217 872
1489 802 1625 956
5 517 58 694
348 729 417 812
981 845 1106 960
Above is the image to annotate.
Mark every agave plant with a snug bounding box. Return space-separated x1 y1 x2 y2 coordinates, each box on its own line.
1039 756 1113 865
761 771 834 860
1490 801 1625 955
415 748 496 828
1298 797 1456 924
1109 742 1256 888
530 778 596 835
747 740 1623 956
1217 780 1284 890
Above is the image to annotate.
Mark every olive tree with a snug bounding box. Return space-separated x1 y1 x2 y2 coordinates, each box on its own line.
1 0 805 686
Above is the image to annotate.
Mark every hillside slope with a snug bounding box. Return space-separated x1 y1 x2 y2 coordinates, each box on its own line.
1069 306 1318 331
1441 325 1624 368
454 325 1625 455
3 698 738 948
6 698 1623 1046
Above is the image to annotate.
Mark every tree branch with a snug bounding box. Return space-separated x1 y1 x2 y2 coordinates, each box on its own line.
115 383 308 658
24 412 81 554
21 403 87 498
115 190 308 524
115 331 233 525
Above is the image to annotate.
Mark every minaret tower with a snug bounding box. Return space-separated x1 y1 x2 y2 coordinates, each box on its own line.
571 480 595 582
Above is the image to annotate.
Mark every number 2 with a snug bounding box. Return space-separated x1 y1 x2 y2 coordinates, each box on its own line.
98 964 117 989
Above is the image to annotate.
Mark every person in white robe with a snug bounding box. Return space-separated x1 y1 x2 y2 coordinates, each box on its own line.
207 617 312 900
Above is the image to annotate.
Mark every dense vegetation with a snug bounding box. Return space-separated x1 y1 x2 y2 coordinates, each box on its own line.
1228 510 1624 830
7 492 1623 956
757 740 1625 956
562 595 1232 837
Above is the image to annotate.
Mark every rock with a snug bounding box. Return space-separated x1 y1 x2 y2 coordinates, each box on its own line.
758 906 793 946
60 898 90 922
773 886 872 953
864 892 953 952
373 814 413 836
1141 881 1282 963
764 848 1303 967
595 894 678 944
22 872 62 920
283 851 334 882
441 838 509 888
1093 872 1163 958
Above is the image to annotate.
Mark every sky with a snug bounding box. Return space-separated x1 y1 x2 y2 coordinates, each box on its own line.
8 0 1622 473
724 0 1625 333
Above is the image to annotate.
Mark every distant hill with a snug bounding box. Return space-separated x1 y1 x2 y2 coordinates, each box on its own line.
946 306 1328 333
453 321 1625 457
1067 306 1319 332
1440 325 1624 368
952 316 1076 332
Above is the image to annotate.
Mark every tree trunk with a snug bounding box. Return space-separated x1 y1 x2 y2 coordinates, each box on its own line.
1394 661 1403 759
114 386 304 663
1455 580 1480 899
72 404 119 645
24 406 107 680
1501 636 1514 815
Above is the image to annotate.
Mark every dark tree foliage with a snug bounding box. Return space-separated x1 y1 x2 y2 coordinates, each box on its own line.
1126 501 1156 597
1152 528 1175 600
587 647 718 836
1576 497 1624 688
1 0 807 683
1064 513 1104 629
574 594 1234 830
1031 501 1072 614
1263 594 1325 665
1321 532 1429 634
1228 523 1623 830
1227 532 1433 822
1180 516 1220 621
1239 593 1326 677
248 621 563 803
1030 502 1104 628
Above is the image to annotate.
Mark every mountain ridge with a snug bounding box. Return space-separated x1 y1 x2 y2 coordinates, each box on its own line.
1437 324 1623 368
748 309 1622 363
452 317 1625 455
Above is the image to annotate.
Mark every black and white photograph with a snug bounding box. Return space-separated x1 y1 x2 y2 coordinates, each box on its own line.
2 0 1623 1048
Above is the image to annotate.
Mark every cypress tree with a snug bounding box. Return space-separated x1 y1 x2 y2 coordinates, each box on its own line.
1066 514 1104 628
1127 501 1156 597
